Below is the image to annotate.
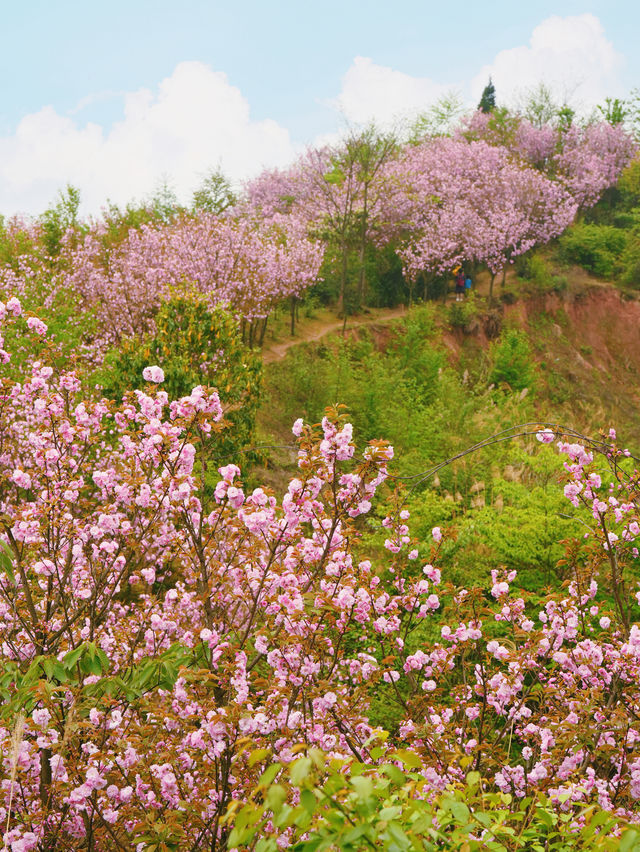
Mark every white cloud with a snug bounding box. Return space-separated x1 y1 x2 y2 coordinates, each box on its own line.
471 14 623 111
0 61 296 217
330 56 451 128
331 16 623 132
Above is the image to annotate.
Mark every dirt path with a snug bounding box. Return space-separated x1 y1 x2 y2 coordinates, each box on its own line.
261 304 408 363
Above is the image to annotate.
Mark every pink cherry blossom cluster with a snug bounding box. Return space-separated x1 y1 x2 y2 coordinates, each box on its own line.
59 212 324 346
392 137 579 280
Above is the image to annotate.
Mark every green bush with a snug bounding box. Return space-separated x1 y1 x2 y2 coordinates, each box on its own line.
488 328 536 393
514 253 567 293
558 224 627 279
618 229 640 288
448 291 481 330
99 293 263 466
227 746 640 851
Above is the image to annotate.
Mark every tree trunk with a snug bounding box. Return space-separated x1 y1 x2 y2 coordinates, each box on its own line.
258 315 268 346
358 184 368 309
489 272 496 307
337 244 348 316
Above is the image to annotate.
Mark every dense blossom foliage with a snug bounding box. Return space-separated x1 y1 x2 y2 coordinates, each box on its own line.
553 123 639 208
394 138 578 280
244 116 635 295
63 213 324 344
2 298 640 849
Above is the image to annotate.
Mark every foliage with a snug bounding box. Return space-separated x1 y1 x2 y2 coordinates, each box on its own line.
520 82 567 129
4 298 640 848
62 212 324 346
619 231 640 288
448 291 481 330
619 156 640 204
100 292 263 466
0 216 41 271
598 96 630 126
228 748 640 851
395 136 578 283
2 101 640 852
558 223 627 278
514 252 568 294
410 90 466 140
192 167 237 215
145 179 182 224
478 79 497 113
40 184 83 258
488 328 536 392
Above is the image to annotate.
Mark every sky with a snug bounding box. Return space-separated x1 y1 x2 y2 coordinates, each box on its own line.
0 0 638 217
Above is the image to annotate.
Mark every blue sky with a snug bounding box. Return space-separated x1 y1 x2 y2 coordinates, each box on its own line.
0 1 638 215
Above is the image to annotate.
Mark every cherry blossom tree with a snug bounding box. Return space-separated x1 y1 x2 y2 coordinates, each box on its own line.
395 137 577 301
553 121 639 209
61 211 324 348
4 299 640 848
243 127 403 316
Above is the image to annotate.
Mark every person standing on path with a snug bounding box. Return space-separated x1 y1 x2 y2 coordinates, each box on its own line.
455 269 465 302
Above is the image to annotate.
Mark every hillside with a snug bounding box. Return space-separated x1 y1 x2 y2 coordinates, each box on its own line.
257 273 640 453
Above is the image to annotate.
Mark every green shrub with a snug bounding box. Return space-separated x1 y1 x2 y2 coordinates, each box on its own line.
558 224 627 279
448 291 481 330
619 230 640 288
514 253 567 293
488 328 536 392
227 746 640 851
515 253 550 282
99 293 263 466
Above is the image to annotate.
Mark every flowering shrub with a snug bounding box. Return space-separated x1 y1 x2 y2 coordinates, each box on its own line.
2 298 640 849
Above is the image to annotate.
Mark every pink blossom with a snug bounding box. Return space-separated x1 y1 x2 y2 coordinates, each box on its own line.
142 365 165 383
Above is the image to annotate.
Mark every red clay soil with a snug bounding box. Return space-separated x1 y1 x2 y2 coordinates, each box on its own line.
507 287 640 375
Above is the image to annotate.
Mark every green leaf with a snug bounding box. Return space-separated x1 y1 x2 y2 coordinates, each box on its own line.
449 801 470 824
258 763 282 788
379 806 402 821
350 776 374 800
619 830 640 852
248 748 272 768
255 839 278 852
343 824 369 843
52 662 67 682
290 757 312 787
265 784 287 813
466 771 481 788
390 749 422 769
381 764 407 786
0 541 16 585
62 645 85 672
535 808 555 829
385 821 412 850
300 789 316 816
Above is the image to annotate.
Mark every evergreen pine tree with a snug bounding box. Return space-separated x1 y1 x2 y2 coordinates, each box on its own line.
478 78 496 113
